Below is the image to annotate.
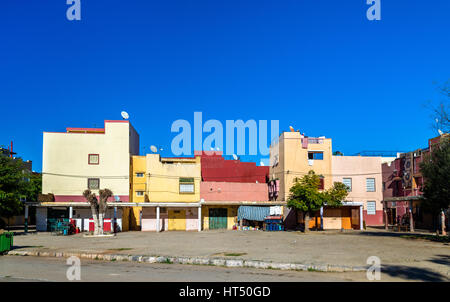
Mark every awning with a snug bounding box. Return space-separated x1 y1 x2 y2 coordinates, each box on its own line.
237 206 270 222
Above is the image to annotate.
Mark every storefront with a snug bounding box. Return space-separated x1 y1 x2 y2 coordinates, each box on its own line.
140 202 202 232
28 202 124 232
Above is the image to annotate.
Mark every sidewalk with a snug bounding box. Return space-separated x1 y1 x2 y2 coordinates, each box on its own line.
7 229 450 278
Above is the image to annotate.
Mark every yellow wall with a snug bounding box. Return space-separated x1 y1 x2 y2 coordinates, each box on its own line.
145 154 201 203
129 154 201 229
43 121 139 197
202 206 238 230
270 132 333 201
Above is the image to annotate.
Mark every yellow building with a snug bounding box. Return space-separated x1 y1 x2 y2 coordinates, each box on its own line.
129 154 202 231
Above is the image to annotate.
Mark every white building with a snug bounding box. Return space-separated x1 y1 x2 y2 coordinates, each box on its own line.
36 120 139 232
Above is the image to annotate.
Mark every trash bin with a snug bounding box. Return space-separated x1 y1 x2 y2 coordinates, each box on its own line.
0 232 13 254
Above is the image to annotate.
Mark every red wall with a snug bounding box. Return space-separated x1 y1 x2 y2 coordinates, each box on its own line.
363 210 384 226
195 151 269 183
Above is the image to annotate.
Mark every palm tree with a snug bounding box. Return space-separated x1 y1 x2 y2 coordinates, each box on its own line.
83 188 113 235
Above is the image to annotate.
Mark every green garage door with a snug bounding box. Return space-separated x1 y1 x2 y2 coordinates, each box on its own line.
209 208 228 229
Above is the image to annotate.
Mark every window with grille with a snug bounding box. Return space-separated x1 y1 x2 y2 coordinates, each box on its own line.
136 191 144 196
88 154 99 165
343 178 352 192
367 201 376 215
366 178 376 192
136 172 144 177
88 178 100 190
179 178 195 193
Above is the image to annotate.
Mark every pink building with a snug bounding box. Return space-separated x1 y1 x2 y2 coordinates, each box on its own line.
332 155 394 226
195 151 283 230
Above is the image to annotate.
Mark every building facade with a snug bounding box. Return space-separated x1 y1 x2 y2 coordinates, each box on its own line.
332 155 395 226
382 134 449 231
37 120 139 232
270 131 364 230
196 151 278 230
130 154 202 232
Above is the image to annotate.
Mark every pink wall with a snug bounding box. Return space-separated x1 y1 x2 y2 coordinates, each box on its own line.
363 210 384 226
54 195 129 202
332 156 385 226
201 181 268 201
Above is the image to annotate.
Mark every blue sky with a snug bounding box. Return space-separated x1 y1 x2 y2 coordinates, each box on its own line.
1 0 449 172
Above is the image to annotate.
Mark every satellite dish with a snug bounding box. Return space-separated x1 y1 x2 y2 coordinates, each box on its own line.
121 111 129 120
289 126 295 132
216 147 220 151
150 145 158 153
232 154 238 160
438 129 444 135
210 147 214 151
260 161 265 166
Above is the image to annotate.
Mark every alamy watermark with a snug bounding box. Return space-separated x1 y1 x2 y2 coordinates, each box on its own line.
170 112 279 161
65 1 380 22
66 256 81 281
366 256 381 280
366 0 381 21
66 0 81 21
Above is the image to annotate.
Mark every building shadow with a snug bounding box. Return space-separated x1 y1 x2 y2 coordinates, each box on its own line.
381 264 448 281
355 230 450 243
427 254 450 266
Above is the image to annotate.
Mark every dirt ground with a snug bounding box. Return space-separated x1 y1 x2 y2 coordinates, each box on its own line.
9 228 450 281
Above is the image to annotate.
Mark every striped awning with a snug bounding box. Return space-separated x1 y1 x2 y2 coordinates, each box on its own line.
237 206 270 222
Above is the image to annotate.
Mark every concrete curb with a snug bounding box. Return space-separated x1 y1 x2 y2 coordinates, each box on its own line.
6 250 368 273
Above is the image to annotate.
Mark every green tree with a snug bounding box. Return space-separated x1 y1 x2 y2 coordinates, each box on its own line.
287 170 349 232
419 136 450 233
0 156 31 229
25 173 42 202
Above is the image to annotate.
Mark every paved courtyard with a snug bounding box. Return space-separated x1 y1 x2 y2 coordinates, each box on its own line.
8 228 450 281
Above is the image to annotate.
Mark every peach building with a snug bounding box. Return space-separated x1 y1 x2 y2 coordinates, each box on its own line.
332 155 395 226
269 131 333 202
270 131 364 230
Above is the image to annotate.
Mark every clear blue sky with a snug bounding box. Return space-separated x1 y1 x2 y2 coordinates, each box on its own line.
1 1 449 172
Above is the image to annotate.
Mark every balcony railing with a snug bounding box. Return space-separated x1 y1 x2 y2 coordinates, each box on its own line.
302 138 324 144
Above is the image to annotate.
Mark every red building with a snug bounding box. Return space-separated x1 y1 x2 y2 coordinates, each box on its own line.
382 134 448 231
194 151 283 230
195 151 268 183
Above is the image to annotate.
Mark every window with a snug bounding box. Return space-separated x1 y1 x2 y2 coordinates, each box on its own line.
308 151 324 160
136 191 144 196
136 173 144 177
343 178 352 192
367 201 376 215
88 154 99 165
366 178 376 192
179 177 195 193
88 178 100 190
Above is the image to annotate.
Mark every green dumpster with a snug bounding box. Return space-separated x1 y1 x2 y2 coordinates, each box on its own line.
0 232 13 254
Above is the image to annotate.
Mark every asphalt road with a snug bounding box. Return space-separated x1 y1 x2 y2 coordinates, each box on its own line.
0 255 380 282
